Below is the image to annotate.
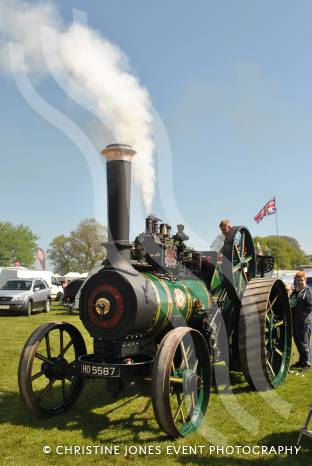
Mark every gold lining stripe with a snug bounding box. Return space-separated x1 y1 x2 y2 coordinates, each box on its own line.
198 280 210 307
152 275 173 330
180 281 193 322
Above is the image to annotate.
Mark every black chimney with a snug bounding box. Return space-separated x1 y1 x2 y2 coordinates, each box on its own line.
101 144 136 263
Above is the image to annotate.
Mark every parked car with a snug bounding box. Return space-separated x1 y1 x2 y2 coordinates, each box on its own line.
0 268 64 301
0 278 51 316
63 279 84 312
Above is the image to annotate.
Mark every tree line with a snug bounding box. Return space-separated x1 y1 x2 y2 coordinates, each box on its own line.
0 219 309 273
254 236 308 269
0 219 107 274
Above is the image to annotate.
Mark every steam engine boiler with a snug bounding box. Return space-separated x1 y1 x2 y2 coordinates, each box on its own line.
18 144 292 438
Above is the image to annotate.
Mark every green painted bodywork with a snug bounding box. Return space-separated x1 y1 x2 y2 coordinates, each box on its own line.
142 272 211 333
210 264 223 297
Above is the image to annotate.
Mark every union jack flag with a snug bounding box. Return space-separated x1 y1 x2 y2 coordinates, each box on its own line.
254 198 277 223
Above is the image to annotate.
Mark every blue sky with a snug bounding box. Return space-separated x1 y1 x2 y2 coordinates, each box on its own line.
1 0 312 261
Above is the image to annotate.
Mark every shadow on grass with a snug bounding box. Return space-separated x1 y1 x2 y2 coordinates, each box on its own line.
211 366 252 395
176 431 311 465
0 380 166 443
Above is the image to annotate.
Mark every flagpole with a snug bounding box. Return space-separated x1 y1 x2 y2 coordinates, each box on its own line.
275 195 279 277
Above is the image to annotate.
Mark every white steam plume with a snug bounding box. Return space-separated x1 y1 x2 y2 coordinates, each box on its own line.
0 0 155 213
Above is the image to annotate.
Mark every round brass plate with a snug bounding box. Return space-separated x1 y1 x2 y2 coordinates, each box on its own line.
95 297 110 315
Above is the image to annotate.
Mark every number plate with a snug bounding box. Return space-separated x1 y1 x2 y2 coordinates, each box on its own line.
80 363 120 378
0 305 10 310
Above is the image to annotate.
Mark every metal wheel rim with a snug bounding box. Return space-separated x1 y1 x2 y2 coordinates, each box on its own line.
152 327 211 437
18 322 86 416
264 281 292 386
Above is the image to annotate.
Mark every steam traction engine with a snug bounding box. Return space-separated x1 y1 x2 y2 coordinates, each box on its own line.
18 144 292 438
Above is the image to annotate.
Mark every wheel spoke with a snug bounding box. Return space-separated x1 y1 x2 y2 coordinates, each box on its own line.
240 231 245 259
62 340 73 356
169 376 183 384
269 348 275 362
60 328 64 357
190 392 195 412
171 359 176 373
193 358 199 372
63 339 73 355
174 393 186 423
242 269 248 287
177 393 186 423
234 244 241 260
180 342 190 369
233 263 242 273
31 369 46 381
49 383 53 409
274 346 283 357
62 378 67 402
267 359 275 377
65 376 75 384
237 269 242 298
45 334 51 359
35 353 54 365
268 295 278 314
36 377 57 401
274 320 284 328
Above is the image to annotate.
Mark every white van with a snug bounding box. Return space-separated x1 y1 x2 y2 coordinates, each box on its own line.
0 268 64 301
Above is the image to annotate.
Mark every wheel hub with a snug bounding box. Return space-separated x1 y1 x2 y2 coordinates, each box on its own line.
95 297 111 316
42 357 69 380
182 369 201 393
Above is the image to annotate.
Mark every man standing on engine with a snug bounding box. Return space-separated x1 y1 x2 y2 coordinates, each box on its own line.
219 219 232 237
290 271 312 370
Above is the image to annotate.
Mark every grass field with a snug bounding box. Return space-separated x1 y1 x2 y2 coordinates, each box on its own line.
0 303 311 466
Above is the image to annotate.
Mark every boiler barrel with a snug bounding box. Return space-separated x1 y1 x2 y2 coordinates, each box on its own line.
142 272 211 334
79 269 211 340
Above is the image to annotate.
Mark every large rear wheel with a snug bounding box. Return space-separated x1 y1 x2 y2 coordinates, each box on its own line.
239 278 292 390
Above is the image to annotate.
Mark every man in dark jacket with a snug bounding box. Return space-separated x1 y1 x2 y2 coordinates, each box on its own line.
290 271 312 369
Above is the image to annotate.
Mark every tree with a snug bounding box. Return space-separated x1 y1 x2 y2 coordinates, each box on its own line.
47 235 76 275
254 235 308 269
0 221 38 267
47 219 107 274
70 219 107 272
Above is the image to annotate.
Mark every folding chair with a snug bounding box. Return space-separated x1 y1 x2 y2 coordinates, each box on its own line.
297 404 312 445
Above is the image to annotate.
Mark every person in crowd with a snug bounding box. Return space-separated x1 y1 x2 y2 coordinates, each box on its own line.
290 271 312 370
217 219 232 257
219 219 232 237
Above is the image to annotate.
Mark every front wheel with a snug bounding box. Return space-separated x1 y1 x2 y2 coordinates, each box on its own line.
152 327 211 438
18 322 86 417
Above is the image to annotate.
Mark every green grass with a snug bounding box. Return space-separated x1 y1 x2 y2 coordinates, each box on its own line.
0 304 311 465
